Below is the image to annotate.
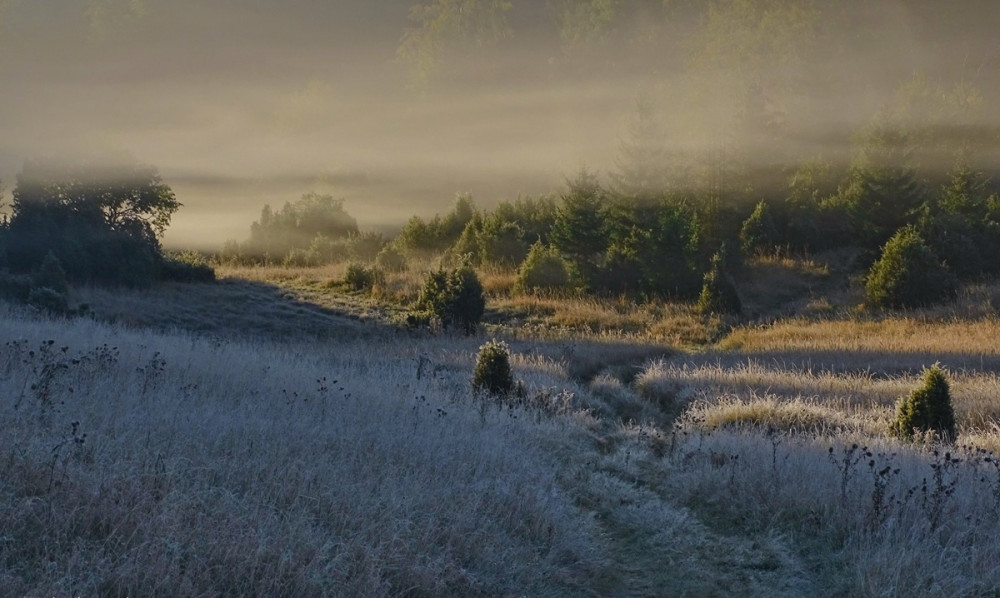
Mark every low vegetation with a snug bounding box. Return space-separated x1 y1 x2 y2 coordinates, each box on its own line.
472 338 517 398
889 364 957 442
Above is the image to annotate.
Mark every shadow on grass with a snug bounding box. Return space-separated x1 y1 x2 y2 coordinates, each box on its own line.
76 278 391 342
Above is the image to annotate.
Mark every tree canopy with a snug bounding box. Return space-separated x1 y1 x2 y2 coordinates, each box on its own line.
4 160 180 287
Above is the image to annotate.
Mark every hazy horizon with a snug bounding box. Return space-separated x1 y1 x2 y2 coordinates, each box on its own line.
3 0 1000 249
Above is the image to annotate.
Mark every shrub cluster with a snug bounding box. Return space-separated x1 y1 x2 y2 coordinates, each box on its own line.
218 194 387 267
396 195 477 256
417 262 485 334
345 263 379 291
515 242 569 293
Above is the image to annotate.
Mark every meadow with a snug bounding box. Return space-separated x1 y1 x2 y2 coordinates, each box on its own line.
5 255 1000 596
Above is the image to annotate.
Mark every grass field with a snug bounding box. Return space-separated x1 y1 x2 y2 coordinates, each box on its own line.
5 257 1000 595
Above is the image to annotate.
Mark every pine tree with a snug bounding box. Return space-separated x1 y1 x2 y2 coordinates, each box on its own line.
550 170 609 290
697 249 741 316
889 364 956 442
836 114 927 250
865 227 957 309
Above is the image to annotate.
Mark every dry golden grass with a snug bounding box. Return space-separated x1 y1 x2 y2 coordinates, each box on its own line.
683 394 883 436
493 293 715 346
721 316 1000 356
478 264 518 297
216 262 350 283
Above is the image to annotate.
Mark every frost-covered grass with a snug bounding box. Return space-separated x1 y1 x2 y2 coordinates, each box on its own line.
12 265 1000 596
0 306 602 596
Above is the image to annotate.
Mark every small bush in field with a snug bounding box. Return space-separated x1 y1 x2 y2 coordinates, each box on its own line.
515 242 569 293
417 261 485 334
697 251 741 316
865 226 957 309
375 244 408 272
344 263 377 291
889 364 956 442
473 339 515 397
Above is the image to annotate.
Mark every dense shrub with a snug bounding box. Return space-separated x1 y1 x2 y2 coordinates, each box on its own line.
345 263 377 291
697 251 741 316
914 208 983 279
491 195 558 247
417 262 485 334
398 196 477 255
865 227 957 309
217 239 253 265
515 243 569 293
889 364 956 442
472 339 515 397
479 217 529 266
834 116 928 250
451 215 484 263
598 241 644 294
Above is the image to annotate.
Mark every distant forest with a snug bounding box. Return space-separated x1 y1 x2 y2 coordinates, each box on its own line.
5 0 1000 316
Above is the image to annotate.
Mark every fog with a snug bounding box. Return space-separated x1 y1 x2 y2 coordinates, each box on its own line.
2 0 999 249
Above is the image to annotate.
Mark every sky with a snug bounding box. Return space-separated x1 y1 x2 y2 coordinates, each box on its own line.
2 1 999 249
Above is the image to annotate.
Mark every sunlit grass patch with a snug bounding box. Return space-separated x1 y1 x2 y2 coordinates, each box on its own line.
493 293 711 345
720 316 1000 357
683 394 882 436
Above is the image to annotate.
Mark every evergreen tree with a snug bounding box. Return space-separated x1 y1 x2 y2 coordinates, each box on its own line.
739 200 778 258
550 170 609 290
515 242 569 293
417 260 485 334
697 249 741 316
472 339 515 398
889 364 956 442
865 226 957 309
834 115 927 250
